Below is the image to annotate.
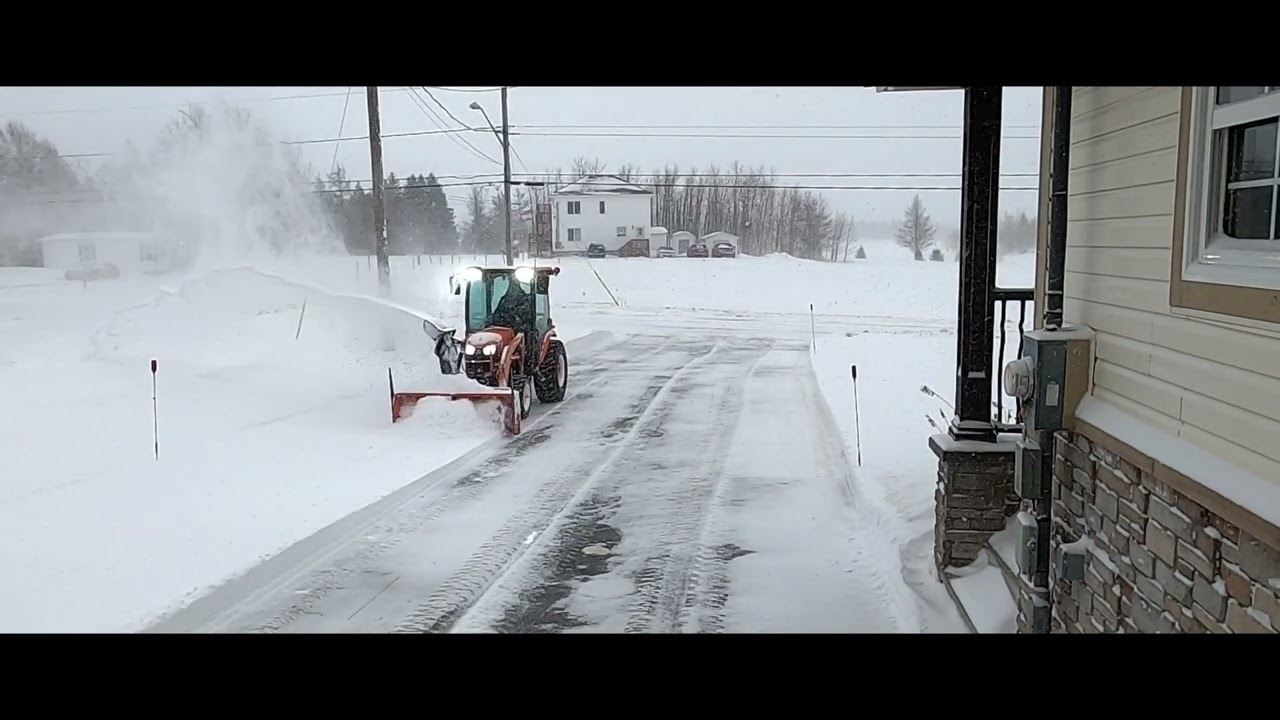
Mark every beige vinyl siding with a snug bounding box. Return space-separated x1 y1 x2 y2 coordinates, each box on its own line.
1064 85 1280 488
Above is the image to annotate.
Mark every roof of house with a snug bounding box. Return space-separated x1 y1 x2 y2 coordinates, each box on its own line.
553 174 653 196
700 231 740 241
38 232 158 244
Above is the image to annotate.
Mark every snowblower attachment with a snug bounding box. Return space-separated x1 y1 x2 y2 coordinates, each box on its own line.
389 367 522 435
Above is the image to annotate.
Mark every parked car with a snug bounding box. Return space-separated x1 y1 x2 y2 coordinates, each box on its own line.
687 243 709 258
711 242 738 258
617 239 650 258
586 243 606 259
656 245 676 258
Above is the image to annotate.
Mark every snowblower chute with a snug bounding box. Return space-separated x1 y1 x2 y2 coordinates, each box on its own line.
390 264 568 436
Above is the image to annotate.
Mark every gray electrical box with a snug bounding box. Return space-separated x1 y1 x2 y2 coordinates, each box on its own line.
1015 436 1042 498
1016 511 1039 577
1030 594 1051 634
1012 326 1094 433
1056 541 1087 583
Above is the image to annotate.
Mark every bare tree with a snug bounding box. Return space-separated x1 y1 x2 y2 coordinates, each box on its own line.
895 194 937 261
463 184 489 252
571 156 605 177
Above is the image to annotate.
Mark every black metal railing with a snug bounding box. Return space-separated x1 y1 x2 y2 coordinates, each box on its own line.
992 287 1034 434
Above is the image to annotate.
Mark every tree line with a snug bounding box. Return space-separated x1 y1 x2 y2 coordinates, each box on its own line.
1 113 1038 267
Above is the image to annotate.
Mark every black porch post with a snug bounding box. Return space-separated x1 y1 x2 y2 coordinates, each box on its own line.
950 86 1003 444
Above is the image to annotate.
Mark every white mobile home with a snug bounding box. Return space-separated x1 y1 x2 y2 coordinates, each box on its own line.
39 232 187 275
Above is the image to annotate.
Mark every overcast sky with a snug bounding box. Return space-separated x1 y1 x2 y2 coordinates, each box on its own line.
0 86 1044 227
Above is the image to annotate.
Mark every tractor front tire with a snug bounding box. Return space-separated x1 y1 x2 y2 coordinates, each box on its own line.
517 375 533 419
535 341 568 403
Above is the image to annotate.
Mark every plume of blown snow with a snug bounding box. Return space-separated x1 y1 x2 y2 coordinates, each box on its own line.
102 103 343 272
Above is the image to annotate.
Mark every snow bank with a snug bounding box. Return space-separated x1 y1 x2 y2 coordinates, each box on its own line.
0 262 507 632
804 252 1035 633
552 247 1036 323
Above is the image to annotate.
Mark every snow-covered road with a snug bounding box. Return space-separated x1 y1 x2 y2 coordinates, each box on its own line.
149 324 923 633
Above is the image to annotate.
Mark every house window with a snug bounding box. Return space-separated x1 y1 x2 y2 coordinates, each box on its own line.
1175 86 1280 323
78 243 96 262
567 228 582 243
616 226 626 237
599 201 606 214
567 201 581 215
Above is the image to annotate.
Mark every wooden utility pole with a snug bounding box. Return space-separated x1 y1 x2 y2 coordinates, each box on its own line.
367 86 390 292
500 86 513 266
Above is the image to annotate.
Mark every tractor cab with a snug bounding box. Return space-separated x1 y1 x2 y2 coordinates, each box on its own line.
452 265 558 341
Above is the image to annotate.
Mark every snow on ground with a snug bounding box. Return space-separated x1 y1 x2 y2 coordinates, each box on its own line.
807 245 1035 632
1 242 1036 632
0 256 530 632
578 239 1035 321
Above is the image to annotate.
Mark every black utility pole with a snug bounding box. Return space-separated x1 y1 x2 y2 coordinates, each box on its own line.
950 87 1003 444
367 86 390 292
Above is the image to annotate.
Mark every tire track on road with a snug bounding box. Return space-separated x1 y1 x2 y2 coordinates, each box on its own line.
621 341 774 634
444 339 775 633
161 334 658 633
391 340 726 634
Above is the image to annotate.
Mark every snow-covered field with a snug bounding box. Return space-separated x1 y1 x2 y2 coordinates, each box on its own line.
1 238 1034 632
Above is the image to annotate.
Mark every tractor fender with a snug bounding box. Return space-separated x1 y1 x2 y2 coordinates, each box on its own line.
496 333 525 387
539 329 560 366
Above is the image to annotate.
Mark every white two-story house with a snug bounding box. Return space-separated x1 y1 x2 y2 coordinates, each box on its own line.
552 174 654 255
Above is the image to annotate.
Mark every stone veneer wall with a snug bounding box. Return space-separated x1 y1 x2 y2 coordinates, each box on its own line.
930 434 1021 573
1048 423 1280 634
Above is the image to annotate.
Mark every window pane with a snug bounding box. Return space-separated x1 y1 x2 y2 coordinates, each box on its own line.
1222 185 1273 239
1218 86 1269 105
1227 120 1278 182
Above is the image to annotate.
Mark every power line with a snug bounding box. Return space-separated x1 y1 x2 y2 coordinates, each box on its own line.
1 88 411 119
506 130 1040 140
420 87 483 133
431 171 1041 180
6 170 1045 197
310 179 1039 194
282 127 484 146
49 128 1039 161
13 179 1039 206
330 87 353 174
427 85 532 170
511 123 1042 130
425 86 504 94
403 87 501 166
418 87 523 169
424 86 530 173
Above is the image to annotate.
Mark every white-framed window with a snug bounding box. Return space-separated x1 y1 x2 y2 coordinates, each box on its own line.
566 201 581 215
616 226 626 237
78 243 96 262
567 228 582 243
1183 86 1280 291
599 201 606 214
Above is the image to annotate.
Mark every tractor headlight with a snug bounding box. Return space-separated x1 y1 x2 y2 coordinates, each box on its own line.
483 344 498 356
513 265 535 284
460 266 483 283
464 344 477 356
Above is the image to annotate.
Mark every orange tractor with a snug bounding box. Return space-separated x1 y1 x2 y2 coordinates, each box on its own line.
390 264 568 435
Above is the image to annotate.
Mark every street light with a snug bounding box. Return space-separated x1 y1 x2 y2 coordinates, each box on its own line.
469 93 513 266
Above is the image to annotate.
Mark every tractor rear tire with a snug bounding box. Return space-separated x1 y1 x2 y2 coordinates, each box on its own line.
535 341 568 403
